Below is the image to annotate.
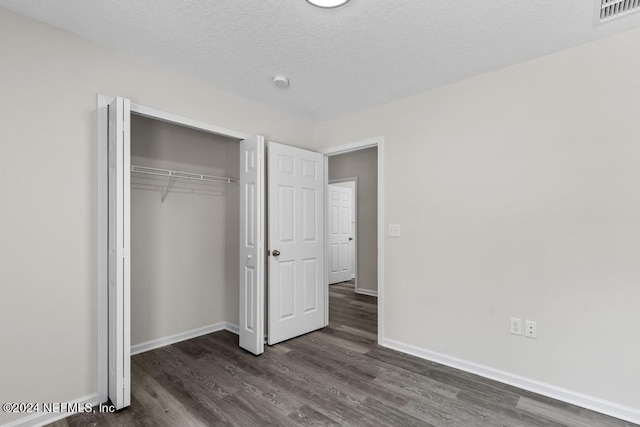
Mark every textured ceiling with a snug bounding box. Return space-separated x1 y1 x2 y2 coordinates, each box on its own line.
2 0 640 121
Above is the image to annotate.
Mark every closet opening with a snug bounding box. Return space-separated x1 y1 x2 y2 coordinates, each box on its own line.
96 95 256 408
129 115 241 356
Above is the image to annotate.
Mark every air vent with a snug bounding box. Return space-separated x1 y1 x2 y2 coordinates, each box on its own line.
599 0 640 22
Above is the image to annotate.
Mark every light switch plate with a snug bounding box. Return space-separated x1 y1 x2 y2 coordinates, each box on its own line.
388 224 401 237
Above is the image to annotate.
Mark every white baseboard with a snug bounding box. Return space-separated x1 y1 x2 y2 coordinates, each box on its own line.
4 393 98 427
131 321 238 355
381 338 640 425
224 322 239 335
356 288 378 297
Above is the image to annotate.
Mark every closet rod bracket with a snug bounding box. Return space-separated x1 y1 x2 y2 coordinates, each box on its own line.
161 175 175 203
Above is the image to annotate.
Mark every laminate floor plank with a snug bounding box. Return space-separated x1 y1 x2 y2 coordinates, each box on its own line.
150 372 230 426
371 372 507 427
284 336 380 381
456 390 559 427
307 330 371 354
372 371 460 401
53 282 632 427
234 355 381 426
281 350 409 408
360 396 433 427
320 325 377 346
192 354 302 417
336 324 378 341
287 404 341 426
517 397 636 427
131 369 208 427
133 346 187 376
365 346 526 404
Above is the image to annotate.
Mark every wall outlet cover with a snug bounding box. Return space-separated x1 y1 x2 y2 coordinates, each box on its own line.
388 224 401 237
525 320 538 338
510 317 522 335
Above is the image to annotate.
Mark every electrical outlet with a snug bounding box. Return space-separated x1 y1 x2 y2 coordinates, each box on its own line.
525 321 537 339
510 317 522 335
388 224 401 237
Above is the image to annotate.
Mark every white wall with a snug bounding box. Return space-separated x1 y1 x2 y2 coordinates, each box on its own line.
0 8 312 425
329 149 378 293
130 116 239 347
314 27 640 413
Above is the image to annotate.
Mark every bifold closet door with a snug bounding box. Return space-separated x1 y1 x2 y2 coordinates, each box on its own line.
107 96 131 409
267 142 326 345
239 135 265 355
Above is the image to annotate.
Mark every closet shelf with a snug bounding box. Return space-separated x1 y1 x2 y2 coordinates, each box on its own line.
131 165 236 203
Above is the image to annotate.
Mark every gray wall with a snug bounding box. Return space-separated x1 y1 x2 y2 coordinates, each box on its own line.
130 116 239 346
329 147 378 294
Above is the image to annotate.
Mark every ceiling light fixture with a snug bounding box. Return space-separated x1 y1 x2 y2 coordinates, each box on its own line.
306 0 350 9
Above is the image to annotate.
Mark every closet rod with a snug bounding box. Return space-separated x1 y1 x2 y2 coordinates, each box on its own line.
131 165 236 203
131 165 236 184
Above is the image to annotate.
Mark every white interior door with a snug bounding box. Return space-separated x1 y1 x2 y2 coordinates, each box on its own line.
108 96 131 409
268 142 326 345
239 135 265 355
328 185 353 284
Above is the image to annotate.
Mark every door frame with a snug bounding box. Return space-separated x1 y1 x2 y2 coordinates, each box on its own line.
96 94 250 403
321 137 384 345
328 177 358 287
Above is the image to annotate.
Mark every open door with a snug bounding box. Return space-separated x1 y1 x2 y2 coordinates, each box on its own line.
267 142 326 345
328 184 353 284
239 135 265 355
107 96 131 409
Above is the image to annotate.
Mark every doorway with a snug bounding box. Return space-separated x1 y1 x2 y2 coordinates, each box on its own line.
323 137 384 342
328 147 378 297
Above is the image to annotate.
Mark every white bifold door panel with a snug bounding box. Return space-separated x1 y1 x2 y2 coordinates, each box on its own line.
268 142 326 345
328 185 353 284
108 96 131 410
239 135 265 355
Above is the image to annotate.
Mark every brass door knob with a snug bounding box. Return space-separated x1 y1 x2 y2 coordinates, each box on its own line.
272 249 281 256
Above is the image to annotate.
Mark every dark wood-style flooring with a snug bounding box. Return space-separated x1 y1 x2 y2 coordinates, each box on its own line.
51 282 633 426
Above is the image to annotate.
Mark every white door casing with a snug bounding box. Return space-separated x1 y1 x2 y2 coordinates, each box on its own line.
107 96 131 410
268 142 326 345
328 185 353 284
239 135 265 355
